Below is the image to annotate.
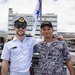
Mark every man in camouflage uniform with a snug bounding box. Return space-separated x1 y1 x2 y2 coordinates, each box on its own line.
34 21 74 75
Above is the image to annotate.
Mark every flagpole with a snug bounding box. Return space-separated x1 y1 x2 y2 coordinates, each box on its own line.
40 0 42 39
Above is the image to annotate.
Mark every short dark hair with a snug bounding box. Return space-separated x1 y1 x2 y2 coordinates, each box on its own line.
40 21 53 29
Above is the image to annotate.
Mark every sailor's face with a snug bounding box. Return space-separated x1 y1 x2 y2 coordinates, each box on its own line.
41 26 53 38
14 25 26 36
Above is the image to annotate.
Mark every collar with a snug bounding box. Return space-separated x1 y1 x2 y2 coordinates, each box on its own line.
12 36 17 41
12 35 26 42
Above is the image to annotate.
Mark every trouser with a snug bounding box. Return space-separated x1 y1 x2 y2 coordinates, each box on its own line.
9 67 34 75
10 71 30 75
30 67 34 75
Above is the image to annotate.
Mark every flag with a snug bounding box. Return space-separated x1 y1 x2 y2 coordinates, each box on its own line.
31 0 41 36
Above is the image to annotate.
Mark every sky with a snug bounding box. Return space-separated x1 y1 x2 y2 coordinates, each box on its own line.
0 0 75 33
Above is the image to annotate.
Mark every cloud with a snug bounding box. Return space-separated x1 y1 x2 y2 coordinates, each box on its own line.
0 0 8 4
0 0 75 33
0 1 8 31
8 0 36 14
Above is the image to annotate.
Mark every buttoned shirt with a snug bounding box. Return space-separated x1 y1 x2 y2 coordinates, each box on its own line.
34 40 71 75
1 36 39 73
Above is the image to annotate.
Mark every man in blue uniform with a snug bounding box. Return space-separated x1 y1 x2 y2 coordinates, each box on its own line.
34 21 75 75
1 17 38 75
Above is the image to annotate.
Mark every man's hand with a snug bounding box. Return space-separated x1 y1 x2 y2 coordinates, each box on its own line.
5 36 14 42
56 35 63 41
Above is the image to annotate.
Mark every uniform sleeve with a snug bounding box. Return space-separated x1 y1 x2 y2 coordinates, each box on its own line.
1 43 11 60
34 44 39 53
62 41 71 61
34 39 43 45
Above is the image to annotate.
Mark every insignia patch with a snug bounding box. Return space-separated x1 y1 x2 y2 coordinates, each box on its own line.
18 17 24 22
